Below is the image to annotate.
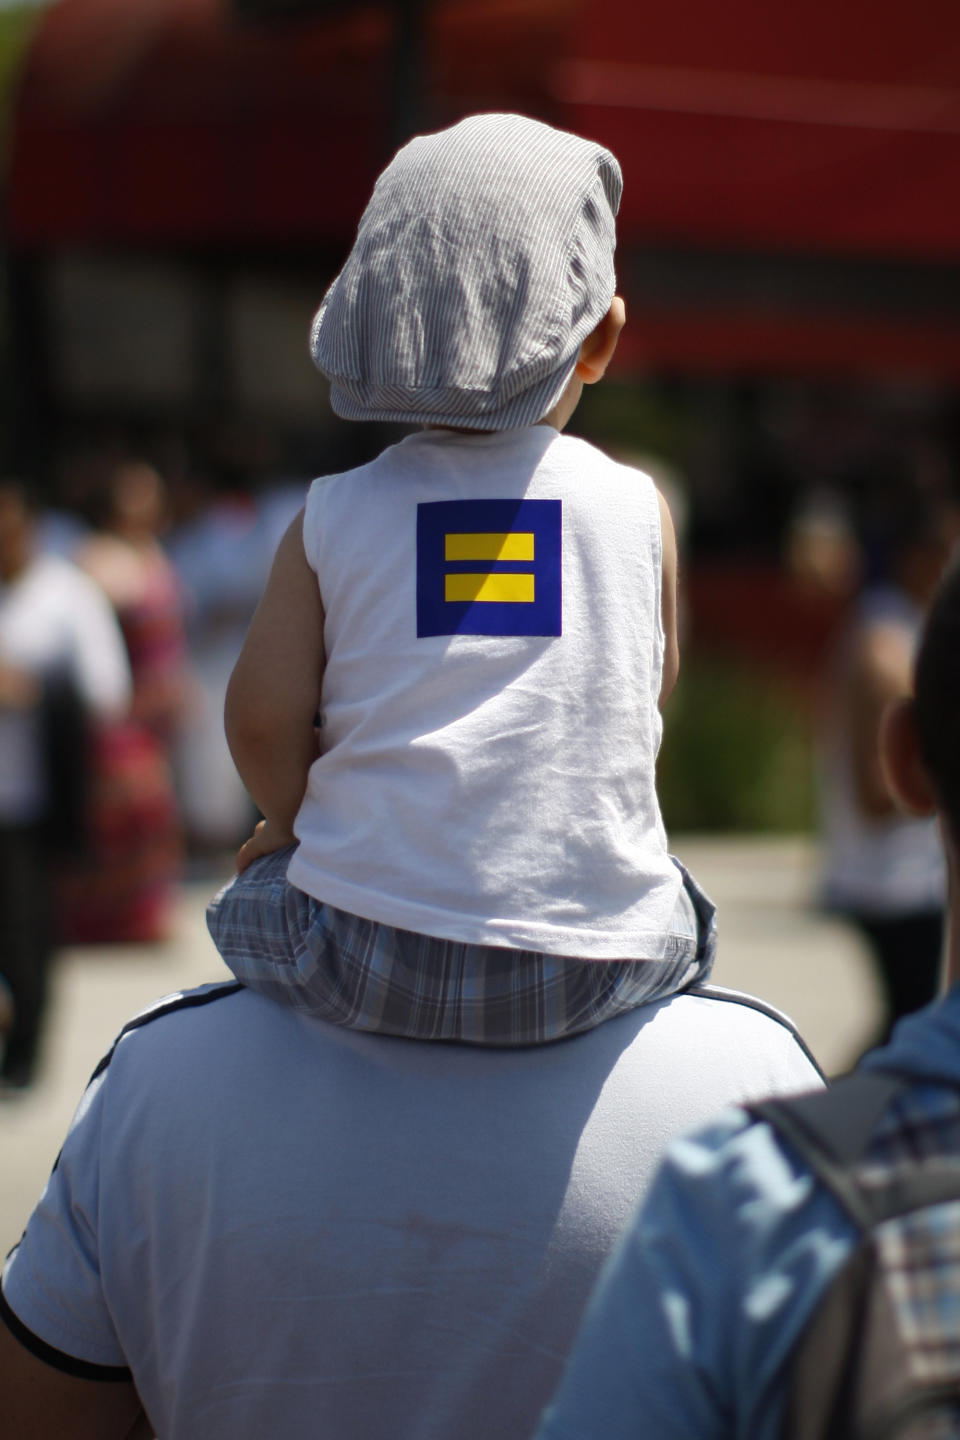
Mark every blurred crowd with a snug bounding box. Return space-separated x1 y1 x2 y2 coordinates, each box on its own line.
53 453 305 863
789 453 960 1049
1 429 958 1090
0 448 305 1088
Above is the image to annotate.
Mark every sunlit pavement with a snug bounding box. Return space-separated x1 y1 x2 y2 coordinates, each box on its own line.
1 836 885 1250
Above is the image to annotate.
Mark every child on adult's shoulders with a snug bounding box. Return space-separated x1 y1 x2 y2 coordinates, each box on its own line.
207 113 715 1046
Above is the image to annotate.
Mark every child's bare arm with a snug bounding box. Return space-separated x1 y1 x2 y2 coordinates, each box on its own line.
657 489 680 708
225 509 324 858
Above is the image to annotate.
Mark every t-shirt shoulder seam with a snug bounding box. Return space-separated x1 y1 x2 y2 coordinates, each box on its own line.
690 984 825 1079
88 982 244 1085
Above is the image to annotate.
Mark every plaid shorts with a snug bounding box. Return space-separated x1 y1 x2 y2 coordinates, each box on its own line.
207 850 717 1047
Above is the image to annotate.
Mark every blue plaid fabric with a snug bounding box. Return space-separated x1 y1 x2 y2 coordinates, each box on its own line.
207 850 716 1047
864 1086 960 1390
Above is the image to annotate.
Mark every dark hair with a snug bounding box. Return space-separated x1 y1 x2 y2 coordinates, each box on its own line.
0 476 40 514
914 556 960 838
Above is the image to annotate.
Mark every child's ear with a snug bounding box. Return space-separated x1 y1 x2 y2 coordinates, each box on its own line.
575 297 626 384
880 697 938 817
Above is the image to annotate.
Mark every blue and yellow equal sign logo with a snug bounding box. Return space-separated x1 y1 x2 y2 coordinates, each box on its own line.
417 499 562 637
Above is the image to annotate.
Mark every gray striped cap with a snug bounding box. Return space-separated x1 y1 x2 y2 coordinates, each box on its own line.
310 113 622 430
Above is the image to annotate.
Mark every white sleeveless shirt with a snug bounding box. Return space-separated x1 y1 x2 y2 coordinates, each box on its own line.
288 425 681 958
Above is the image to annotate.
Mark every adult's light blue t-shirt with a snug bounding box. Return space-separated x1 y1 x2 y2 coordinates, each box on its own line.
2 982 821 1439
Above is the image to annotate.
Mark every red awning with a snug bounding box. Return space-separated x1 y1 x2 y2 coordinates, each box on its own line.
9 0 960 378
562 0 960 262
7 0 569 247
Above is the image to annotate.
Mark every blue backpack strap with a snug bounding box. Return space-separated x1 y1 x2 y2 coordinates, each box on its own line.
753 1070 960 1440
751 1071 960 1229
749 1073 908 1230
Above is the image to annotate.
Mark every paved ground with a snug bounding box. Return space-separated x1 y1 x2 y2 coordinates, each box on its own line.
1 836 886 1251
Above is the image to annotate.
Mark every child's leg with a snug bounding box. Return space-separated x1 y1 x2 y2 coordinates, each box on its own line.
207 852 717 1046
665 856 718 988
544 859 717 1040
209 852 529 1035
206 846 308 1001
208 858 575 1040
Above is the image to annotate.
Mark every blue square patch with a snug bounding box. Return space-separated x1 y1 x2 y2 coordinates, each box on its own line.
417 499 562 638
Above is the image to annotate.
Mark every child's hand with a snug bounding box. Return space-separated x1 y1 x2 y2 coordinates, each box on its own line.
236 819 297 875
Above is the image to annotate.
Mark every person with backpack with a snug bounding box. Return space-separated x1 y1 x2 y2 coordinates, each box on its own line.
534 548 960 1440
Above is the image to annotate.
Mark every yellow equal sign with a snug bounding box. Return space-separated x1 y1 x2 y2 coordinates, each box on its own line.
445 573 535 604
445 531 534 562
444 530 535 603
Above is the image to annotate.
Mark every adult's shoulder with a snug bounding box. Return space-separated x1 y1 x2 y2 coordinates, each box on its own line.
688 983 820 1057
89 981 247 1075
599 984 825 1151
653 983 822 1073
85 979 823 1154
63 982 248 1113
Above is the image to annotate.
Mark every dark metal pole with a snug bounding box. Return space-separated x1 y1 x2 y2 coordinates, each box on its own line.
388 0 426 149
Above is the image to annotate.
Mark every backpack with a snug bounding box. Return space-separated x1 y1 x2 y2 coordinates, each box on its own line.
749 1071 960 1440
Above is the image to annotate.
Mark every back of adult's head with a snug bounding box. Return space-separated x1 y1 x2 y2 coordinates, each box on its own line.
914 555 960 841
310 112 622 432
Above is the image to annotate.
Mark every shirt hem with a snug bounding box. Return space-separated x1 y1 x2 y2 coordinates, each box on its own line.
0 1284 131 1381
286 852 681 959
